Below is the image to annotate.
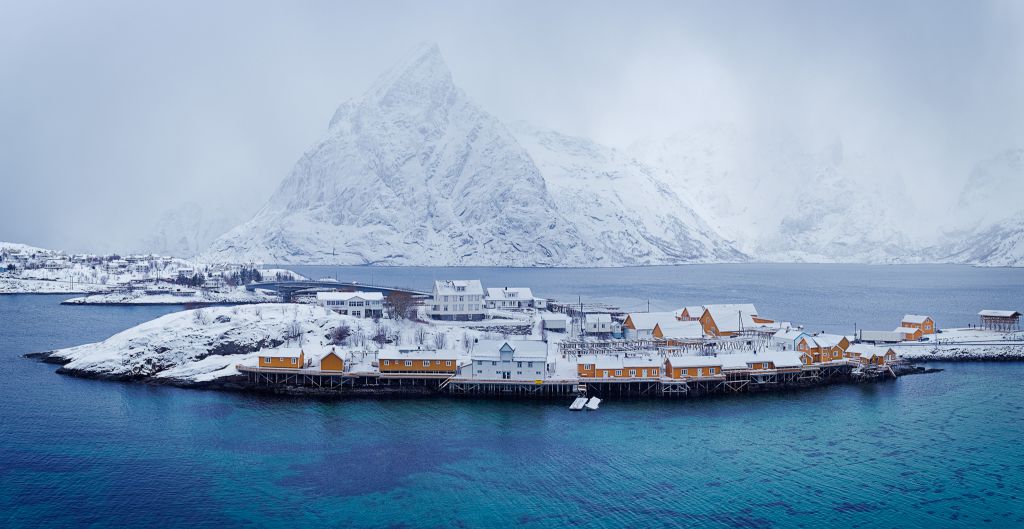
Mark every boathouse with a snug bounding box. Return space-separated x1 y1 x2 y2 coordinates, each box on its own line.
257 346 305 369
978 310 1022 331
379 348 458 375
901 314 935 335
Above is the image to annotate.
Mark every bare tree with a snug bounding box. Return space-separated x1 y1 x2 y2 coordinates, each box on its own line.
372 324 390 346
329 324 352 345
192 309 210 325
433 332 447 350
285 320 303 343
415 327 428 345
387 292 416 320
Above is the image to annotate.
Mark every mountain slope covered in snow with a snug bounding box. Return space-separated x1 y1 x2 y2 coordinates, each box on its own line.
203 44 740 266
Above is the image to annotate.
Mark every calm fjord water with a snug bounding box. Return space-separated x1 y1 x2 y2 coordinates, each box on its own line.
3 265 1024 528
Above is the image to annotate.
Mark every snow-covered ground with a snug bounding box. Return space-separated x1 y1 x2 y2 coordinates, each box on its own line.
893 328 1024 361
41 304 507 384
62 287 282 305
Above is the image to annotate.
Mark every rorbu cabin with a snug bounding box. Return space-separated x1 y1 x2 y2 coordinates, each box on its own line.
901 315 935 335
720 351 804 373
318 349 344 372
652 320 704 340
664 355 724 379
894 326 923 341
622 312 677 339
378 348 459 375
580 355 662 379
796 336 821 362
772 329 809 351
257 346 305 369
698 305 760 337
847 345 897 367
676 306 706 321
812 334 850 362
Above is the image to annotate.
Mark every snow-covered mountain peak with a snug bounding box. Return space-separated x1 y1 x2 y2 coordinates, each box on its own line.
203 45 740 266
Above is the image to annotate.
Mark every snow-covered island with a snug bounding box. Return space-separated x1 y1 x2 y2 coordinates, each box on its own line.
893 327 1024 361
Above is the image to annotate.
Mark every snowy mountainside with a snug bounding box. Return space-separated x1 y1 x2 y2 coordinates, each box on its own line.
140 202 243 258
203 44 740 266
631 128 923 263
510 122 744 263
934 149 1024 266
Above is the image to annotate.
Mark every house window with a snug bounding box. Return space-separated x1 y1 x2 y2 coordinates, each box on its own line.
517 371 522 375
584 364 592 370
629 369 637 377
263 357 271 363
528 362 533 368
615 370 622 376
709 367 716 374
491 361 497 366
383 360 390 366
423 360 430 367
653 369 659 376
517 362 523 368
404 360 413 366
291 358 297 365
445 360 452 366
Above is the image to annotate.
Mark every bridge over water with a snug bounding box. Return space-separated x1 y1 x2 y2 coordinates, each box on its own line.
246 280 430 299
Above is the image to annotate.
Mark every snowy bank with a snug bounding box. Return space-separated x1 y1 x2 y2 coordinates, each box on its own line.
34 304 488 386
894 328 1024 361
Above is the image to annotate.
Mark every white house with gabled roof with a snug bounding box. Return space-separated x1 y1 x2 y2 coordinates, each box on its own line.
427 280 485 321
484 287 546 310
468 340 550 381
317 291 384 318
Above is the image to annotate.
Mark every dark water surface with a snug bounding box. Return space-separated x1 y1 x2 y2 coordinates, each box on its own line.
3 265 1024 528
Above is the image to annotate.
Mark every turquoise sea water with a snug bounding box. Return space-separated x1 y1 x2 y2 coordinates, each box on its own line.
3 265 1024 528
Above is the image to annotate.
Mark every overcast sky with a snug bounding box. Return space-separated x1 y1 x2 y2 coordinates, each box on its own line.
2 0 1022 252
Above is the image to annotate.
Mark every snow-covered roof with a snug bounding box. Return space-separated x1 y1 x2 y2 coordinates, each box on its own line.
485 287 534 300
317 291 384 302
433 280 483 296
380 348 457 360
847 344 893 358
625 311 677 331
655 320 704 339
978 310 1021 318
665 355 723 368
893 327 920 334
580 355 663 370
718 350 803 370
704 303 759 316
704 307 758 332
585 313 612 323
472 340 548 361
772 329 807 341
813 333 848 348
680 305 706 317
859 330 904 342
901 314 932 324
257 346 305 359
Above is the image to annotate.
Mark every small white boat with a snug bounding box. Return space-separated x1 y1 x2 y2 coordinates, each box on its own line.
569 397 588 410
584 396 601 410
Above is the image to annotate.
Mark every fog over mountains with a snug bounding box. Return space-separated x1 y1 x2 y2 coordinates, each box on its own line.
196 45 1023 267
